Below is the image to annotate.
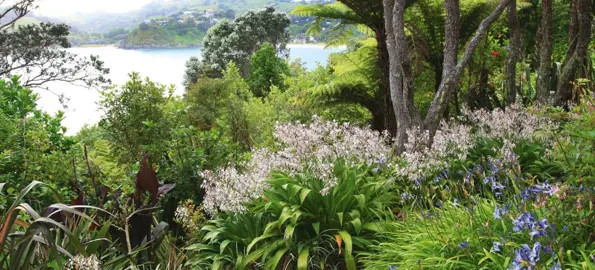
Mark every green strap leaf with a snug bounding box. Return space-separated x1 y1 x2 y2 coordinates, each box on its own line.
220 240 231 254
299 188 311 204
312 222 320 235
350 218 362 235
284 224 295 246
266 247 289 269
338 230 353 254
337 212 344 226
297 247 310 270
338 230 355 270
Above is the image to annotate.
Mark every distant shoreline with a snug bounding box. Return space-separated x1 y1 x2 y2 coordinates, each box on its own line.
71 43 343 50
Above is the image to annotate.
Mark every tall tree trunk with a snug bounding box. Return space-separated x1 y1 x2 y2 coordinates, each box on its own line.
555 0 592 106
564 0 579 66
536 0 553 103
376 30 398 137
505 0 522 105
383 0 420 154
423 0 512 137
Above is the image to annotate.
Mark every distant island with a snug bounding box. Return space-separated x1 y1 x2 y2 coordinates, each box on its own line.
50 0 337 49
118 9 218 49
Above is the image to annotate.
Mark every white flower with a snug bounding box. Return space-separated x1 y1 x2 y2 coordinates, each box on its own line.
200 116 391 214
65 254 101 270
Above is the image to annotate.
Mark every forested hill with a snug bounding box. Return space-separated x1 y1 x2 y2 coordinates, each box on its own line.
119 0 334 49
30 0 334 47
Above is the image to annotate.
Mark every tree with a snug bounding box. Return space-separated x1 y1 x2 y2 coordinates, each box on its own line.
224 9 236 19
505 0 521 105
0 77 77 192
384 0 512 152
0 0 110 90
247 43 290 97
554 0 592 106
307 39 386 131
98 73 173 162
291 1 416 136
185 77 230 130
535 0 553 103
139 22 150 31
383 0 420 153
291 1 492 135
184 6 290 83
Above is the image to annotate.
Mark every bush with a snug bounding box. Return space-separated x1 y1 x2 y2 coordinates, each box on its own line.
186 161 397 269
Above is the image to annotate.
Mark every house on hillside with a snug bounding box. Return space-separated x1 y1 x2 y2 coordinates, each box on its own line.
204 9 215 18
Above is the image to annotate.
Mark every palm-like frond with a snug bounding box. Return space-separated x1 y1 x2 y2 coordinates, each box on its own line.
291 2 374 46
307 39 381 113
291 2 363 24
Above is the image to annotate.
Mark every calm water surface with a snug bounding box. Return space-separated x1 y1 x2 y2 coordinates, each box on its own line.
35 45 343 134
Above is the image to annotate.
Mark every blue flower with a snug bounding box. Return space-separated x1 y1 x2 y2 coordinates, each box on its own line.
491 181 506 192
464 171 472 184
491 241 502 253
550 261 562 270
530 242 541 264
563 225 568 232
388 266 397 270
529 219 548 240
453 199 458 207
483 176 496 184
508 260 523 270
493 206 507 219
435 201 442 208
535 181 553 196
458 241 469 248
511 242 542 269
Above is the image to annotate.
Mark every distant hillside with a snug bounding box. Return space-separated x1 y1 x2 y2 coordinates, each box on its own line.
14 17 42 27
28 0 334 48
33 0 333 34
119 22 206 49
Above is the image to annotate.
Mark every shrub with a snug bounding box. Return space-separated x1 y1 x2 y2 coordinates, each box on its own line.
187 161 397 269
200 116 392 213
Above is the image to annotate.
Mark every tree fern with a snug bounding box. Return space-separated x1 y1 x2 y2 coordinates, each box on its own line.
290 2 374 47
90 139 128 184
307 39 380 111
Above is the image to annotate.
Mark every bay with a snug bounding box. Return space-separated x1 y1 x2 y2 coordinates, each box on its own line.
34 44 344 135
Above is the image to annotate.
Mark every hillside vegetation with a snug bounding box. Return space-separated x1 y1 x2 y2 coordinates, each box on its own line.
120 23 206 49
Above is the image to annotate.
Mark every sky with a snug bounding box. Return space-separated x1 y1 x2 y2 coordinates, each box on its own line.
36 0 155 16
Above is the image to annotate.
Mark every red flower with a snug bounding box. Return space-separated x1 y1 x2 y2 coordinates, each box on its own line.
491 50 500 57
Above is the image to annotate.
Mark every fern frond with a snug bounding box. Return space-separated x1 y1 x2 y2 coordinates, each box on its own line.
307 82 377 112
290 3 362 24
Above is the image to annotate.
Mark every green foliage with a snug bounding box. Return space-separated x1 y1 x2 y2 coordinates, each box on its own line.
0 19 110 89
306 39 379 129
98 73 174 162
185 77 230 130
290 2 371 46
186 161 397 269
550 95 595 186
0 181 92 269
0 77 78 196
120 21 205 49
248 43 290 97
186 6 291 81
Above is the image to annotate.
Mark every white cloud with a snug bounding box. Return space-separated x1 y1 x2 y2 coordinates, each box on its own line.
36 0 153 16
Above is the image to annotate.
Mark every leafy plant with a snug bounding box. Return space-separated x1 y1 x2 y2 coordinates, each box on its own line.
188 161 397 269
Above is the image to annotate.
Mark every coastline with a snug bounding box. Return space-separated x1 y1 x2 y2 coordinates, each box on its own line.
71 43 342 50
